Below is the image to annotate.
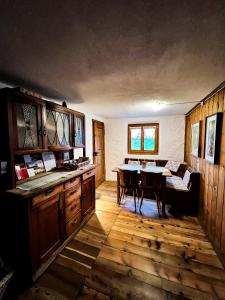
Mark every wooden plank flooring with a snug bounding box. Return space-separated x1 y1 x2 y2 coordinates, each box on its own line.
16 181 225 300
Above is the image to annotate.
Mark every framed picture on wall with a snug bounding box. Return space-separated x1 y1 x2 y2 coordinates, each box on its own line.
204 112 223 164
191 121 201 157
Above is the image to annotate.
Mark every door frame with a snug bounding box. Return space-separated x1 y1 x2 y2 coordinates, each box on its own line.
92 119 106 187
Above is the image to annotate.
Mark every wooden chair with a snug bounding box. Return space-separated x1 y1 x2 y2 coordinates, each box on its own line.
139 170 163 216
118 169 139 211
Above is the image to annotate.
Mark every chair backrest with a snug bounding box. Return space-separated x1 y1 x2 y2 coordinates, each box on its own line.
128 160 140 165
118 169 139 187
140 170 163 191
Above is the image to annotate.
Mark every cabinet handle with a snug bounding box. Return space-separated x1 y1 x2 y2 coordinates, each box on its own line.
43 126 46 136
72 219 78 225
39 128 43 136
70 190 77 195
71 204 77 210
45 188 54 195
70 178 76 183
86 171 91 176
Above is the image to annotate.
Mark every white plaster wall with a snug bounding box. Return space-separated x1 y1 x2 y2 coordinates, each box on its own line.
105 115 185 181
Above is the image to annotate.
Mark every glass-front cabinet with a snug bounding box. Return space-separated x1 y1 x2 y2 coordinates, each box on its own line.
74 114 85 147
13 97 45 153
46 103 72 150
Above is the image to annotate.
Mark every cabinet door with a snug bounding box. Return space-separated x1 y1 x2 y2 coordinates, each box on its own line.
46 108 71 149
13 100 43 152
74 114 85 147
82 176 95 218
30 194 63 271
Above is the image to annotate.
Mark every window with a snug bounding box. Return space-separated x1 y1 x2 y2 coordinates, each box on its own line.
128 123 159 154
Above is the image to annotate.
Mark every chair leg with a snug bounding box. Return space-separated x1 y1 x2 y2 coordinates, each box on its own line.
154 192 161 217
136 188 140 202
139 190 144 211
133 190 136 212
119 187 124 205
121 188 125 201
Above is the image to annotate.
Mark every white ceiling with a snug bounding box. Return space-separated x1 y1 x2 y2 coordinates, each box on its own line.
0 0 224 118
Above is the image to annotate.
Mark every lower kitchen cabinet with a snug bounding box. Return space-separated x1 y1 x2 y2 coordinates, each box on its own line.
30 193 64 271
82 169 96 218
0 167 96 298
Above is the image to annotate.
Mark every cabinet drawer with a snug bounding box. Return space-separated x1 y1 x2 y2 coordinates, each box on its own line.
65 186 81 207
82 168 96 181
65 198 81 222
32 184 63 207
66 211 81 237
64 176 80 190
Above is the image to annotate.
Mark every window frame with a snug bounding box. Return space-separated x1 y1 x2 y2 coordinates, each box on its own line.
128 123 159 155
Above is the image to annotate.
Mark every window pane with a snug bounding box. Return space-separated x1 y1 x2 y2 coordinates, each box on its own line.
131 127 141 150
144 127 156 151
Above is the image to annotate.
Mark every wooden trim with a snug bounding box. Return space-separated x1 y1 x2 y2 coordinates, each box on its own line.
186 81 225 116
92 119 106 186
128 123 159 155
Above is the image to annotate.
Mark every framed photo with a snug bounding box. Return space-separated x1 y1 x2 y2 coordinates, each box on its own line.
204 112 223 164
191 121 201 157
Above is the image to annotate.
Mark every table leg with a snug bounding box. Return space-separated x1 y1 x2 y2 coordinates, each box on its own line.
161 178 167 217
117 172 120 205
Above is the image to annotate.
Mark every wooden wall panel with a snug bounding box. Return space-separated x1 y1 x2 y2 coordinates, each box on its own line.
185 84 225 267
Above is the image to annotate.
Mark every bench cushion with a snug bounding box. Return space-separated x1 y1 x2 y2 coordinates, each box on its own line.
165 160 181 172
166 176 188 192
183 170 191 187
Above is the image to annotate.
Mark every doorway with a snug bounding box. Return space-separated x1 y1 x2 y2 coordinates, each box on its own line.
92 120 105 187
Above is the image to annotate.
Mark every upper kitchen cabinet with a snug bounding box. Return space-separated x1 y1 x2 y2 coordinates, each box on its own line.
46 102 72 150
0 87 86 158
8 90 46 154
73 113 85 148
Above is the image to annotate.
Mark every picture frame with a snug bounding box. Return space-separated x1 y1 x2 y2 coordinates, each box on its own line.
204 112 223 164
191 121 201 157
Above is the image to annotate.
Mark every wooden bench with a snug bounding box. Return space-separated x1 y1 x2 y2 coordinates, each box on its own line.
165 167 200 215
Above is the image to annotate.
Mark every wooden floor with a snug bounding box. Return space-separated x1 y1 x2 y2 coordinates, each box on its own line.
16 181 225 300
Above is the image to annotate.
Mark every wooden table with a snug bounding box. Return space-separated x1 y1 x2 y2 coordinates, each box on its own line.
112 164 172 215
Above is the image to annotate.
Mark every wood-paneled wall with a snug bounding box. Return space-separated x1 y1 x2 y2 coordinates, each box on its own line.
185 82 225 267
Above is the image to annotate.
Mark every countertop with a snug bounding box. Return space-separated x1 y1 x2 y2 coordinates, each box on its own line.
6 164 95 199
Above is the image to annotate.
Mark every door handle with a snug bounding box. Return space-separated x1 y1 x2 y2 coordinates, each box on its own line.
93 151 98 156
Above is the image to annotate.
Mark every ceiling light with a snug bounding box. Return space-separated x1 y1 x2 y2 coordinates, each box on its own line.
148 101 167 111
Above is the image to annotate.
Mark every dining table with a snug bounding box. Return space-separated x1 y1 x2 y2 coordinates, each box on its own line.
112 164 172 215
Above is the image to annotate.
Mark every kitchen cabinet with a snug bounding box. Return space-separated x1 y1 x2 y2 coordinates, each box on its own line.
0 167 95 297
82 169 95 218
46 103 72 150
0 87 86 190
74 113 85 147
12 94 46 153
64 176 82 237
30 190 64 271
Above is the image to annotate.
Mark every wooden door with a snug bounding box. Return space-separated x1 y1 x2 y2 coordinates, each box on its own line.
93 120 105 187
